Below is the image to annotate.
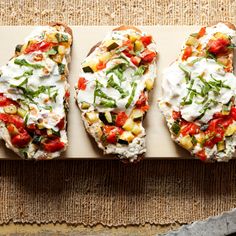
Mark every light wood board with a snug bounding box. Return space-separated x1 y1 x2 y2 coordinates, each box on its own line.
0 26 234 159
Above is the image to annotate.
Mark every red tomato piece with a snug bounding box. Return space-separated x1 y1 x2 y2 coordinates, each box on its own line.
136 92 147 107
172 111 181 120
207 38 230 55
0 114 24 128
57 118 65 130
106 130 117 144
140 49 156 63
182 46 192 60
181 122 200 136
11 128 31 148
130 56 141 66
115 112 128 127
140 35 152 46
196 149 207 161
78 77 87 90
65 90 70 98
96 60 106 70
123 40 134 51
231 107 236 120
197 27 206 38
0 93 18 107
24 41 54 54
43 138 65 152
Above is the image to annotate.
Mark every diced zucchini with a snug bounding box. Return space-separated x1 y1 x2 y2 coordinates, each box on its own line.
132 123 142 135
179 135 193 150
196 133 205 144
85 112 99 124
134 40 143 52
171 121 180 135
52 54 63 63
17 107 27 118
118 139 129 145
225 125 236 137
37 122 44 130
99 52 111 63
58 45 66 55
122 118 135 131
81 102 90 110
82 65 94 73
105 111 112 123
217 141 225 152
119 131 135 143
4 105 17 114
104 40 119 51
145 78 154 91
131 109 144 121
99 112 112 125
82 61 97 73
186 36 199 47
129 34 139 43
214 32 227 39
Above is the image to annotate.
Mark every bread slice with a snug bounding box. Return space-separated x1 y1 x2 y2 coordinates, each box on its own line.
159 22 236 162
0 23 72 159
76 25 158 162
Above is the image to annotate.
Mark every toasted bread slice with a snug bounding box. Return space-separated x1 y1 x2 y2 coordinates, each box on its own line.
0 23 72 159
76 25 158 162
159 22 236 162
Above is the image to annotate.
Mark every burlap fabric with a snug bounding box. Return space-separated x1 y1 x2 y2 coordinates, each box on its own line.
0 0 235 226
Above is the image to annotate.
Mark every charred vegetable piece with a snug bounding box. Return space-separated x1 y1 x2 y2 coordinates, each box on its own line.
82 65 94 73
104 40 119 51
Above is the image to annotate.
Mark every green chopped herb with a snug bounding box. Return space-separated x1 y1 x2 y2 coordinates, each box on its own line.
14 59 44 69
107 75 128 98
99 99 117 108
14 70 33 80
171 121 180 135
205 51 216 60
134 65 147 76
125 82 137 109
179 63 191 82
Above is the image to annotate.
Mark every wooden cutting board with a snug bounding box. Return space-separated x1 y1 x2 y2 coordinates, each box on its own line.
1 26 231 159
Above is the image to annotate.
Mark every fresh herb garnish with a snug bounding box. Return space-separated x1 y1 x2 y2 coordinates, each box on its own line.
179 63 191 82
14 70 33 80
14 59 44 69
125 82 137 109
205 51 216 60
134 65 147 76
107 75 128 98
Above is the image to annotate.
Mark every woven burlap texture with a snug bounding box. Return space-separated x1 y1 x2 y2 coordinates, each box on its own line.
0 0 236 226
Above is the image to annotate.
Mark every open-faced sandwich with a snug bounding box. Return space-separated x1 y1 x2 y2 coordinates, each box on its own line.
159 22 236 162
0 23 72 159
76 26 158 162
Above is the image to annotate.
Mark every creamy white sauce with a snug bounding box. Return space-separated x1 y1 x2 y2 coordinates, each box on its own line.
160 57 236 124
